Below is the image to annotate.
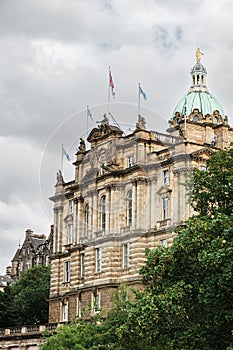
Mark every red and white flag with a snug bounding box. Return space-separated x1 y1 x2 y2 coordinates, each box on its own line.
109 68 115 98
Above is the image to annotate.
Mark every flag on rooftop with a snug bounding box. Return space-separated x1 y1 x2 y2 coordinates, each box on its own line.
62 145 70 161
109 67 116 98
139 84 147 100
87 106 93 121
183 95 187 116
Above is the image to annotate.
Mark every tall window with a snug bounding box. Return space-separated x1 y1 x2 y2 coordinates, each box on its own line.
163 169 169 185
127 155 133 168
69 199 74 214
93 292 100 313
78 294 82 318
96 247 102 272
85 203 89 235
68 224 73 244
80 253 85 278
45 255 49 266
123 243 130 269
101 195 106 230
127 189 133 226
65 261 70 282
162 197 169 220
62 303 68 322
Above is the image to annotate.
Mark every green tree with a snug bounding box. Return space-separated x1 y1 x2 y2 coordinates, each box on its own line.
119 215 233 350
0 265 50 327
119 147 233 349
189 147 233 216
11 265 50 325
41 284 130 350
0 285 16 328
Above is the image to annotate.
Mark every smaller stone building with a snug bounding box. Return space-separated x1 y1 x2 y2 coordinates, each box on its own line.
10 228 52 280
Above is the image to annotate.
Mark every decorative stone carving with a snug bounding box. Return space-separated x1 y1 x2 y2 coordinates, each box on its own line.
136 115 146 130
56 170 63 185
78 138 86 153
87 114 122 143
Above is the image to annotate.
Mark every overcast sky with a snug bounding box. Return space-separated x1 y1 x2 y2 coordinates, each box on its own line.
0 0 233 274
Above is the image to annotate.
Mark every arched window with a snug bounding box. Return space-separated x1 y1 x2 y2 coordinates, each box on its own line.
214 116 218 124
101 195 106 230
85 203 89 235
193 115 200 121
127 189 132 226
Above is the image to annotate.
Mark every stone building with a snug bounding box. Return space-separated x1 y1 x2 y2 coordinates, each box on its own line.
48 53 233 323
10 228 52 280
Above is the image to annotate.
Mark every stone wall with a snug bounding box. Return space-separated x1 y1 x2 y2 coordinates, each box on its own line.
0 324 57 350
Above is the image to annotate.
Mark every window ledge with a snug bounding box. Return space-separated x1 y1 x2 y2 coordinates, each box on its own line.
156 219 171 228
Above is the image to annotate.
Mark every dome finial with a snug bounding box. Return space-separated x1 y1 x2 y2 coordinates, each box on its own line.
196 48 203 62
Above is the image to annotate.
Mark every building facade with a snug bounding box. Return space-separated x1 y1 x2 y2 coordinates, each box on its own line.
10 228 52 280
49 54 233 323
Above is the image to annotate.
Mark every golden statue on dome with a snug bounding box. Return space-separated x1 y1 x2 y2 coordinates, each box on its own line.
196 48 203 62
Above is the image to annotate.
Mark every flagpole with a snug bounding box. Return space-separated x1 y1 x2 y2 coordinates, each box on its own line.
61 144 64 173
86 106 89 138
138 82 141 116
108 66 111 115
184 95 187 139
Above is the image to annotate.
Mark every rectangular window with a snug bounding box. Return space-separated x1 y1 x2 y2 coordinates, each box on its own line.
69 200 74 214
62 304 68 322
65 261 70 282
26 259 30 269
77 295 82 318
162 197 169 220
36 255 40 265
68 224 73 244
163 169 169 185
101 196 106 230
93 292 100 313
160 239 167 247
45 255 49 266
127 156 133 168
96 247 102 273
80 253 85 278
123 243 130 269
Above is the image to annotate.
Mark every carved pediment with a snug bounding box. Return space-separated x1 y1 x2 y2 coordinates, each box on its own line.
191 148 214 161
87 115 122 143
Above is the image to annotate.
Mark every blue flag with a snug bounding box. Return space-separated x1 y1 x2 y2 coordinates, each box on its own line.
62 146 70 161
183 96 187 116
87 106 93 121
139 85 147 100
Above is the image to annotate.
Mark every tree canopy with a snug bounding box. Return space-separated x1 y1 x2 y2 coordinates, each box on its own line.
189 147 233 216
0 265 50 327
119 214 233 349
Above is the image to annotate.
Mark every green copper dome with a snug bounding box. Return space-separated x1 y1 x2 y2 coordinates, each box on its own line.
172 91 224 118
172 50 224 119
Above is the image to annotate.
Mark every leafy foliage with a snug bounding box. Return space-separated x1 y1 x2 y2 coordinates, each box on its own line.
42 285 130 350
118 147 233 349
0 265 50 327
189 147 233 216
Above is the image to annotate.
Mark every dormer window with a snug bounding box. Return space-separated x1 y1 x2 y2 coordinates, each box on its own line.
214 116 218 124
